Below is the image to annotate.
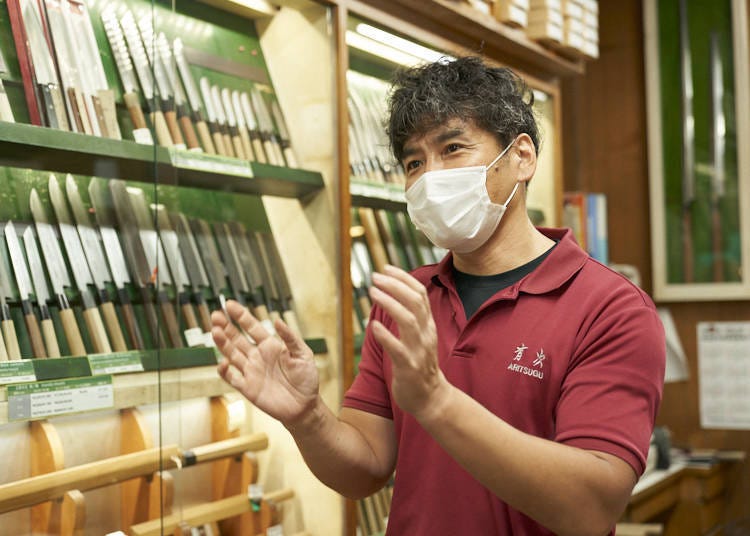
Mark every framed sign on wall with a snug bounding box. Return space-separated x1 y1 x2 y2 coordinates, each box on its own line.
644 0 750 301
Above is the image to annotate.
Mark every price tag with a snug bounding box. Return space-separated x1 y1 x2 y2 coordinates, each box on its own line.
7 376 114 421
169 148 253 178
88 352 144 375
132 128 154 145
267 525 284 536
0 360 36 385
184 327 206 348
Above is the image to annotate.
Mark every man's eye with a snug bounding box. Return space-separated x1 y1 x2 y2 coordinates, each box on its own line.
445 143 462 153
405 160 422 171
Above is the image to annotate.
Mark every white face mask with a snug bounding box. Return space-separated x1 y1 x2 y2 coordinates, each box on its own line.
405 140 520 254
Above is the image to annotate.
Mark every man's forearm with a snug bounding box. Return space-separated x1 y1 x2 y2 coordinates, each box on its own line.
417 383 635 536
286 397 395 499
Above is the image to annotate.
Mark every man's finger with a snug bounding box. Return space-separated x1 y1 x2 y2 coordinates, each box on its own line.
369 285 415 329
372 271 430 320
370 320 407 365
384 264 426 295
275 318 311 359
226 299 272 344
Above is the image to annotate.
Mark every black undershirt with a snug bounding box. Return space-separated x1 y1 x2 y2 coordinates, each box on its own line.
453 242 557 319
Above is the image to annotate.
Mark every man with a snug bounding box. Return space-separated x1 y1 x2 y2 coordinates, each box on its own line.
212 56 665 535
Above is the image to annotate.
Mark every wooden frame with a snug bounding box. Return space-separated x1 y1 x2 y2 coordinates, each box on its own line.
644 0 750 300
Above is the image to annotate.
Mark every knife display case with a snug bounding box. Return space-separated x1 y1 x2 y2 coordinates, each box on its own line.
644 0 750 301
0 0 596 534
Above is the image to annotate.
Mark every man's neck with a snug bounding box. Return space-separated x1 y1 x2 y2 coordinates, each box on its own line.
452 211 554 275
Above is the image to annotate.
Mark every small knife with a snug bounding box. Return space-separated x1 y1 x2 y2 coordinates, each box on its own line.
200 76 231 157
5 221 46 357
23 226 62 357
173 38 216 154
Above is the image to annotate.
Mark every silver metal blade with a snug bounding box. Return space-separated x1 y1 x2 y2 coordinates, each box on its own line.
101 8 139 94
136 15 172 100
250 86 274 133
156 32 187 106
88 177 132 288
20 0 57 84
210 85 228 125
23 226 51 304
107 179 152 287
252 231 281 302
151 203 190 289
126 187 173 286
199 77 218 123
72 0 108 91
270 99 291 141
170 212 210 292
231 90 247 130
4 222 33 300
29 188 72 295
240 92 259 130
65 175 116 288
190 218 227 296
121 10 155 100
213 222 250 295
227 222 263 292
174 39 203 114
262 231 292 301
220 88 238 128
48 174 94 291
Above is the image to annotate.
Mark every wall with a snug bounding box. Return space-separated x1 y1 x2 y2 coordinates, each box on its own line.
562 0 750 524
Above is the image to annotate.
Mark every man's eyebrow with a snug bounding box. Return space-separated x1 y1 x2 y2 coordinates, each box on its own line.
401 128 466 160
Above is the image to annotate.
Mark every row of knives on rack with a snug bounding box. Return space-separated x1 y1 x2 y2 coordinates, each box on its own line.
0 174 299 361
2 0 297 166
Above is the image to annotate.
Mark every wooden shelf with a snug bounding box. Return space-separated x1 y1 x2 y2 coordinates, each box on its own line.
350 180 406 212
349 0 585 79
0 123 325 200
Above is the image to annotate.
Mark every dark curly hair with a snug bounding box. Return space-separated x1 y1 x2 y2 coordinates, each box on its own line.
386 56 540 162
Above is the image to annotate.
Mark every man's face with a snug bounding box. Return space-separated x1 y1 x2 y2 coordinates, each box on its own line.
400 118 515 204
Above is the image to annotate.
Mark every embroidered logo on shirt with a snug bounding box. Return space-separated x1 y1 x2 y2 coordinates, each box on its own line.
507 344 545 380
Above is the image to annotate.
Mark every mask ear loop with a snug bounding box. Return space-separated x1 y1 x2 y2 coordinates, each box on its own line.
486 136 518 169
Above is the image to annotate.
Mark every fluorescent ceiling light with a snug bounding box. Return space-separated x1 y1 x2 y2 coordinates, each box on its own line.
346 31 425 67
355 23 450 64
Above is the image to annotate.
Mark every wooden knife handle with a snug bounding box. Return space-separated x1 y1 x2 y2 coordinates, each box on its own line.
83 306 112 355
98 89 122 140
179 115 201 151
40 317 60 358
252 303 271 323
195 120 215 154
263 140 278 166
179 295 199 331
48 84 70 130
66 86 87 134
59 307 86 356
283 147 298 168
90 92 109 138
357 294 372 320
269 309 283 327
140 287 166 350
119 289 144 351
222 132 235 157
196 298 212 334
100 300 127 352
23 309 46 358
251 136 267 164
358 208 389 274
271 140 285 168
210 126 228 156
151 110 174 147
239 129 254 161
123 92 148 130
0 320 19 360
164 109 185 147
231 134 246 160
158 292 184 348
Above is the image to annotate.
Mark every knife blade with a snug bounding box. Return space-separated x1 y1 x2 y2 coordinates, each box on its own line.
30 187 86 356
0 47 14 122
65 175 129 352
101 7 153 145
5 221 47 357
173 38 216 154
169 212 212 333
19 0 69 130
269 99 298 168
239 91 267 164
249 230 283 327
156 32 201 152
48 174 112 354
88 178 145 350
107 179 167 349
709 32 726 283
214 85 246 159
204 79 236 158
199 76 231 157
257 231 301 335
149 202 201 333
225 222 271 322
66 0 122 139
126 186 185 348
120 10 173 147
222 87 251 160
0 235 22 360
234 90 264 162
23 226 62 357
249 86 284 166
189 218 229 302
136 15 186 150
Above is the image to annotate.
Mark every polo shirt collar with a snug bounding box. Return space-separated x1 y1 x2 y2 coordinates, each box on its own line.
430 228 587 296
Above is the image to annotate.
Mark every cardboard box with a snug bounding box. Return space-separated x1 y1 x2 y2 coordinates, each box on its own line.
526 20 564 42
528 6 564 26
494 1 529 28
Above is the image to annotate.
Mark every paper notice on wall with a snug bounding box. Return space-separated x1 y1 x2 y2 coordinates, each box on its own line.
697 322 750 430
657 308 689 382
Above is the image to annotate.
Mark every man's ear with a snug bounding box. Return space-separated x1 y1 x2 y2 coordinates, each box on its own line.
514 133 537 184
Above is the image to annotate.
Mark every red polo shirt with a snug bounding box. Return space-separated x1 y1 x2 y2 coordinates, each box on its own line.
343 228 666 535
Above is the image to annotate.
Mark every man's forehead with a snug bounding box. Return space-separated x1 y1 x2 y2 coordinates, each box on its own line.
403 118 477 148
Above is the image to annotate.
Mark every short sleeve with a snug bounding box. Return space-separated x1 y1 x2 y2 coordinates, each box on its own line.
554 295 665 476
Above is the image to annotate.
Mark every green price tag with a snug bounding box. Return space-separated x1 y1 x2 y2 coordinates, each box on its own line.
88 352 144 375
7 376 114 421
169 148 253 178
0 360 36 385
